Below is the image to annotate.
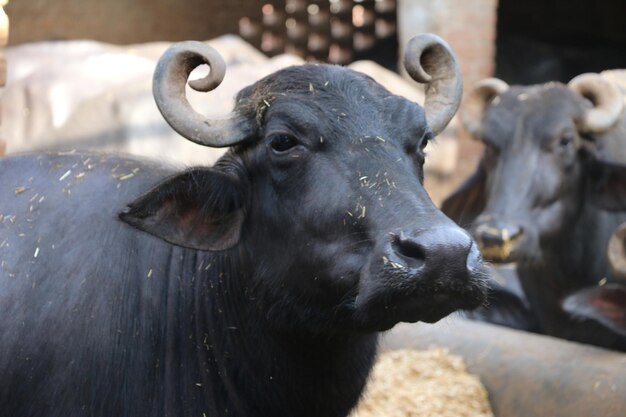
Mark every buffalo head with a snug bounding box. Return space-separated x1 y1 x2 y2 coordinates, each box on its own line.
444 74 626 263
120 35 488 334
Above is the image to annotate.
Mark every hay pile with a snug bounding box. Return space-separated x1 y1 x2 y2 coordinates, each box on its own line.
350 349 494 417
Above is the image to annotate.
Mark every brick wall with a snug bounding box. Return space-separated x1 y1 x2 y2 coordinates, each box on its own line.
397 0 497 87
5 0 260 46
6 0 498 84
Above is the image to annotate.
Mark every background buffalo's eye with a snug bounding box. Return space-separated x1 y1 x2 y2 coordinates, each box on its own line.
270 134 299 153
558 132 575 148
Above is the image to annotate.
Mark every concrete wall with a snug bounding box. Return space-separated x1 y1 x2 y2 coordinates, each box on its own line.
7 0 498 84
5 0 260 46
398 0 497 87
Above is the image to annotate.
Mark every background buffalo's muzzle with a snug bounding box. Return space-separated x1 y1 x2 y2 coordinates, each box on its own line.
474 222 523 262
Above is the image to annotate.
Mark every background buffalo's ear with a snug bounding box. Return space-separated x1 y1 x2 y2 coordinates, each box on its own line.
587 159 626 211
561 284 626 337
119 168 246 251
462 274 540 333
441 161 487 226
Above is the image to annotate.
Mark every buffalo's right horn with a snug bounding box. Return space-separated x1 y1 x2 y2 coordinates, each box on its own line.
153 41 256 148
403 34 463 136
461 78 509 139
568 73 624 133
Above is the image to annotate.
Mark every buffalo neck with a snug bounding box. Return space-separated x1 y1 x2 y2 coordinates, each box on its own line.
543 203 622 287
517 202 626 339
169 249 378 417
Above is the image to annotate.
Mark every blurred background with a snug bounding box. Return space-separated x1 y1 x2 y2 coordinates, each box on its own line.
4 0 626 205
8 0 626 84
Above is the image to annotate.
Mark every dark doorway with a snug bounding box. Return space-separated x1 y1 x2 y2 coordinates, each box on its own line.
496 0 626 84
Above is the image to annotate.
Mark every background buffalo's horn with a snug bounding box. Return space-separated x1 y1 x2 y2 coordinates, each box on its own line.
153 41 255 148
568 73 624 133
608 222 626 282
461 78 510 138
403 34 463 135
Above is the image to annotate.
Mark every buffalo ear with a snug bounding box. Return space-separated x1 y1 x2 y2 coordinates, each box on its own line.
587 159 626 211
120 168 246 251
561 284 626 337
441 162 487 226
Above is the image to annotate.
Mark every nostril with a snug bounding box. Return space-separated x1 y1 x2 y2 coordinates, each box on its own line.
391 234 426 262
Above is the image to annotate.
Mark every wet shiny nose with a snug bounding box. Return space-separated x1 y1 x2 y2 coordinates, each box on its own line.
390 226 478 275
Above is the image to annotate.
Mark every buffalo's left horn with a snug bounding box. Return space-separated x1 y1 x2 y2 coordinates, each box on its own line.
153 41 256 148
568 73 624 133
403 34 463 135
461 78 510 138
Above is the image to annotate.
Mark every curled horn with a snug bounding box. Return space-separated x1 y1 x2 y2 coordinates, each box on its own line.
608 222 626 282
568 73 624 133
461 78 509 138
403 34 463 135
153 41 256 148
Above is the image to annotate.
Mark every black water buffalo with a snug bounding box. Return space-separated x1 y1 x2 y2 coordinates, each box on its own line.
443 72 626 350
0 35 488 417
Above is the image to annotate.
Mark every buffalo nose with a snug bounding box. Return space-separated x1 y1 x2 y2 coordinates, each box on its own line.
474 221 523 262
390 227 478 274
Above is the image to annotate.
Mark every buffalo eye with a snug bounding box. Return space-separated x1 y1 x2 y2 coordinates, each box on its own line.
269 134 299 153
559 133 575 148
